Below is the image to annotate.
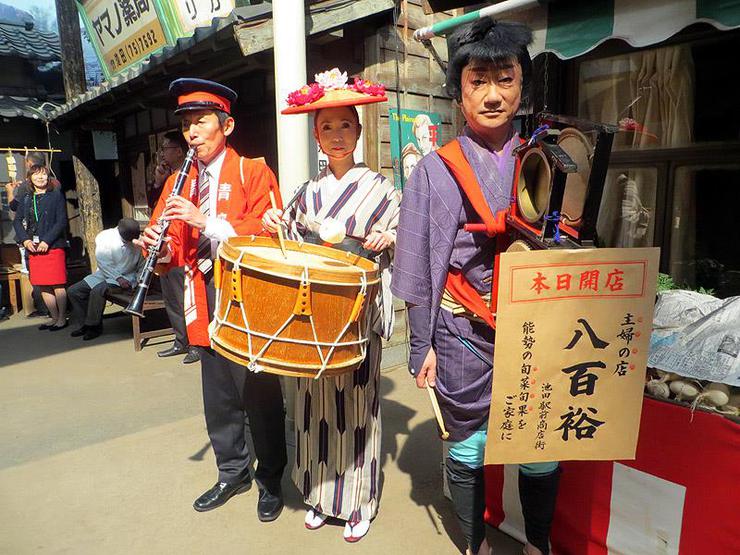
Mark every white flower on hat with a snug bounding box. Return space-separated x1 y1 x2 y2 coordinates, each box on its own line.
315 68 348 91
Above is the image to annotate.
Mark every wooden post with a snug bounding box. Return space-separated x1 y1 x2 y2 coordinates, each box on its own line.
54 0 104 269
54 0 85 99
363 32 381 172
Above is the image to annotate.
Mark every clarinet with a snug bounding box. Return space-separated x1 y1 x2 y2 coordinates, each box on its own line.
125 147 197 317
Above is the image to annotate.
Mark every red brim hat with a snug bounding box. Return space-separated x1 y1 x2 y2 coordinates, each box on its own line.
282 85 387 115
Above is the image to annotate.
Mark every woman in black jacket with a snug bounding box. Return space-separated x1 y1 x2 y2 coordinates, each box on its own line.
13 165 69 330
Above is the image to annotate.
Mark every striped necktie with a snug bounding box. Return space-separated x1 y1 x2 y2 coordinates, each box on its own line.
196 169 213 275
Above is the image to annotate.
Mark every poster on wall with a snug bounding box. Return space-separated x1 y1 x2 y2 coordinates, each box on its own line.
485 247 660 465
92 131 119 160
388 108 441 189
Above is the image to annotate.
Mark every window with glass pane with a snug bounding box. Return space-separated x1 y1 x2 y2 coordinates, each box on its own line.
578 45 694 151
578 34 740 149
597 168 657 248
670 166 740 298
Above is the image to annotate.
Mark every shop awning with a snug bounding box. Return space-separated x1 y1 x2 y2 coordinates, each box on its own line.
519 0 740 59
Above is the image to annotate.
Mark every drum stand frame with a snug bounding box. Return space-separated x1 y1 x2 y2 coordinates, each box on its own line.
509 112 618 249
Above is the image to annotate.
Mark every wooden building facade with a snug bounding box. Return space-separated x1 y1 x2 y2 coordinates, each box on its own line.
50 1 463 238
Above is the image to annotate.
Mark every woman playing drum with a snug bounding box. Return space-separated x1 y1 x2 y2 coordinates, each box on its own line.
262 68 400 543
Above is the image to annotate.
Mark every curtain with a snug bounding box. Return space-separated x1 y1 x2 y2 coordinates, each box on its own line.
577 45 695 248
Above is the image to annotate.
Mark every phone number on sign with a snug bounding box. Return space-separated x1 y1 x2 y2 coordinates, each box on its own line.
108 29 160 72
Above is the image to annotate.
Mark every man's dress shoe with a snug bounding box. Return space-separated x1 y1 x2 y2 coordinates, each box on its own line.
193 478 252 512
82 326 102 340
70 326 88 337
257 489 284 522
183 348 201 364
157 345 187 358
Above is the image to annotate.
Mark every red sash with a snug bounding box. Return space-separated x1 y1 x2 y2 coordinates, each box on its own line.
436 139 508 330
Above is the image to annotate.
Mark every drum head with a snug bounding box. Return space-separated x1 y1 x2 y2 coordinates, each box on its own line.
219 236 379 286
557 127 593 227
239 245 359 272
506 239 532 252
516 148 552 224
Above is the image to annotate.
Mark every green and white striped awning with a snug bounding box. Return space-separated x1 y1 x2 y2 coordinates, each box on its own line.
513 0 740 59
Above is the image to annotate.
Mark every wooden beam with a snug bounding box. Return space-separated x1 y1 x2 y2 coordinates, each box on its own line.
363 32 382 172
54 0 85 99
71 149 104 269
234 0 395 57
55 0 104 269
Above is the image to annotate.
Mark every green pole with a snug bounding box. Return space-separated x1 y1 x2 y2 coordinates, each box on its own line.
422 10 482 38
414 0 543 41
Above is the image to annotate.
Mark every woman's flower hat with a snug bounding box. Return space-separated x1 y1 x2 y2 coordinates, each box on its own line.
282 68 387 115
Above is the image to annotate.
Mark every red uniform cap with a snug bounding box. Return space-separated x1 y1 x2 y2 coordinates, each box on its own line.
169 78 237 115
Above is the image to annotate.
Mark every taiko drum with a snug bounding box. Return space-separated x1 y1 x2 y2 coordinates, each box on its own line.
210 236 379 378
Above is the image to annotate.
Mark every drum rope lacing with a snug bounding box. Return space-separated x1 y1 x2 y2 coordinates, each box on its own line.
211 249 370 379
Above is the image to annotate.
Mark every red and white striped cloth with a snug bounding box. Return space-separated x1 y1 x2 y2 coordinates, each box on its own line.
485 397 740 554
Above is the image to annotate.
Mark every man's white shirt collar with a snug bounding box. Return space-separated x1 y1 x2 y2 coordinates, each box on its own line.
197 147 227 184
196 146 237 246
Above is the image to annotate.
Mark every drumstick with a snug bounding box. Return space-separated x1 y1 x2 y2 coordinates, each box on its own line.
426 379 450 440
268 190 288 259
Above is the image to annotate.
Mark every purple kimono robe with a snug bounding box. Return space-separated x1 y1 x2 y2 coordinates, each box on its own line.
391 127 518 442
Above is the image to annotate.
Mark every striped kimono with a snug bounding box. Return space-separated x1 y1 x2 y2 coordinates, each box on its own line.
286 163 401 522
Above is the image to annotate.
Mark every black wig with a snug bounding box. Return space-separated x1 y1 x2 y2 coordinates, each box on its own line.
446 19 533 104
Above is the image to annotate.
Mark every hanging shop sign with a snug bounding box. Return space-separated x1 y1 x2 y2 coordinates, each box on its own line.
77 0 170 78
388 108 441 189
77 1 235 79
485 247 660 465
161 0 235 38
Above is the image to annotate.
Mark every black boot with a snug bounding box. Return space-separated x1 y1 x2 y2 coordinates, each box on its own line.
446 457 486 554
518 468 561 555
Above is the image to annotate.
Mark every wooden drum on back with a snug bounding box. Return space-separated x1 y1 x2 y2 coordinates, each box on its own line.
557 127 594 228
210 236 380 379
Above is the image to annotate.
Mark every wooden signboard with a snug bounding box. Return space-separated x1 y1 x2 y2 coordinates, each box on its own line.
77 0 170 78
485 247 660 465
161 0 235 38
77 0 235 79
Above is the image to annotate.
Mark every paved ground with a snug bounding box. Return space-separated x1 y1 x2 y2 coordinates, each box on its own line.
0 310 522 555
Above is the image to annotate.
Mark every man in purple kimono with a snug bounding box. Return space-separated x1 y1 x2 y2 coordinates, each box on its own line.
392 20 560 555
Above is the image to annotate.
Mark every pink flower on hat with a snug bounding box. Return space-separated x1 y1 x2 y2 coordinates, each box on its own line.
283 69 387 113
287 83 325 107
351 78 386 97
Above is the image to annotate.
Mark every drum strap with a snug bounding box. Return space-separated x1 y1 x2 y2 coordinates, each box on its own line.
437 140 502 330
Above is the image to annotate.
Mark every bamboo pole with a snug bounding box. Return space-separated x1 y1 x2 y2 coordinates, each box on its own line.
1 148 63 153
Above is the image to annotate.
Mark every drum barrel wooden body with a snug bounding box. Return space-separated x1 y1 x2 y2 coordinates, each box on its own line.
516 148 552 223
557 127 594 228
211 236 379 378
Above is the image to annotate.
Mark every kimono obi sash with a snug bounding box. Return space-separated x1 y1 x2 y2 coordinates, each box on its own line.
440 285 490 325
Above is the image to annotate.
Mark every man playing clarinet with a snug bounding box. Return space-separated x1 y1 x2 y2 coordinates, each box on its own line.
135 78 287 521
